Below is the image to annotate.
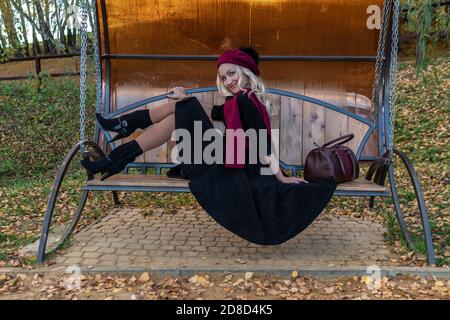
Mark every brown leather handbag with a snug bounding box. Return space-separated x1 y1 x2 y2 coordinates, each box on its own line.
304 134 359 184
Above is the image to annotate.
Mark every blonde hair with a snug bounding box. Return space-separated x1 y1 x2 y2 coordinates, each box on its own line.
216 65 272 115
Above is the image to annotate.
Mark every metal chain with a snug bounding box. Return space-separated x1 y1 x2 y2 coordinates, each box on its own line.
91 0 103 114
388 0 400 153
79 0 88 152
370 0 391 124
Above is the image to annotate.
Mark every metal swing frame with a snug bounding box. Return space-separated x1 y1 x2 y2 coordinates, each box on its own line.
37 0 436 265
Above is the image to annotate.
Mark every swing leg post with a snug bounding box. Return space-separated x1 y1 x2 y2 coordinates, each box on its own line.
366 161 379 208
370 168 383 208
38 190 90 263
37 200 55 264
52 190 90 254
37 141 102 263
112 191 121 207
366 159 388 209
368 196 376 208
388 149 436 265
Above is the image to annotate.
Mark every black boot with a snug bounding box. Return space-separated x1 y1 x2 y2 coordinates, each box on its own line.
96 109 153 142
80 140 143 180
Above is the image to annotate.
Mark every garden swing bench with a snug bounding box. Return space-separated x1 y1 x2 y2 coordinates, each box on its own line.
37 0 435 265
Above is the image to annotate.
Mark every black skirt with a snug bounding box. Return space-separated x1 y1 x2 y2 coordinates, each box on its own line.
167 97 337 245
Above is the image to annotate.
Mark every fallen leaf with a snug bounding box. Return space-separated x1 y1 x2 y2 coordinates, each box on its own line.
244 272 253 281
189 275 209 287
290 287 299 293
410 283 420 291
232 278 245 286
324 287 335 294
129 276 137 283
224 274 233 282
138 272 150 283
234 259 247 264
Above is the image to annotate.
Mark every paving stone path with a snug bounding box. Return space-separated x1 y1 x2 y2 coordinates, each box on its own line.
52 207 394 269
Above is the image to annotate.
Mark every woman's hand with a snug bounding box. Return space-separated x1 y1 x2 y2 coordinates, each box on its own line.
167 86 190 101
263 154 308 184
277 175 309 184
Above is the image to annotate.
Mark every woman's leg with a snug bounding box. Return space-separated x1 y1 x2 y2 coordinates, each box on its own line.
148 100 176 123
135 113 175 152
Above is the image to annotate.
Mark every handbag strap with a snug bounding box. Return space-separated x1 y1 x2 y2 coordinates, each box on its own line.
335 148 353 180
322 134 355 148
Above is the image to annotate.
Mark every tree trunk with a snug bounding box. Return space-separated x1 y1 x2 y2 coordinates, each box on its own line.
61 0 75 52
0 0 21 56
26 0 41 55
0 16 8 51
66 28 73 49
32 0 56 54
67 0 78 49
0 32 6 57
54 0 68 52
32 30 41 55
44 0 50 28
15 0 30 56
71 27 77 49
65 0 77 51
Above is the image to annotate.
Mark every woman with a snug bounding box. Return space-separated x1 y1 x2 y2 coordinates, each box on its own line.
81 47 337 245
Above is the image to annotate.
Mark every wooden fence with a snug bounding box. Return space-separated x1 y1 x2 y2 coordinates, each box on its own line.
0 53 80 81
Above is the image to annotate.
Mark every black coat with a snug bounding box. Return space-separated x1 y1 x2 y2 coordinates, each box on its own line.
167 94 336 245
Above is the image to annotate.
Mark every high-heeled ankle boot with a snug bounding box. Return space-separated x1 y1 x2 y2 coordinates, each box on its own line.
80 140 144 180
96 109 153 142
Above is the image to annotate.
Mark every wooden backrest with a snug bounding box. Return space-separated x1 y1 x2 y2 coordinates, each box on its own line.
106 89 373 168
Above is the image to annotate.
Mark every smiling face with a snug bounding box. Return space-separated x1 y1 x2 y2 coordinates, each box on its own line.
218 63 248 94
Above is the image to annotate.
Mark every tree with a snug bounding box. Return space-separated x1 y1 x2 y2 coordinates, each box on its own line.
13 0 30 56
65 0 78 49
9 0 57 54
0 11 7 49
402 0 450 70
0 0 21 56
32 0 56 53
53 0 68 53
26 0 41 55
0 14 7 59
44 0 50 28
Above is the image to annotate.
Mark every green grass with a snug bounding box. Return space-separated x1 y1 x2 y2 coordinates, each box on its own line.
0 74 97 180
0 232 38 251
385 209 399 245
379 57 449 266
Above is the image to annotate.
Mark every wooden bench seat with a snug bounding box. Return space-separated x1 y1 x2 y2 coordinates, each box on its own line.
84 174 387 196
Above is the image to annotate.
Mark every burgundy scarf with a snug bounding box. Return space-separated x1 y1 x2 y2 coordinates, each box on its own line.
223 88 271 168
